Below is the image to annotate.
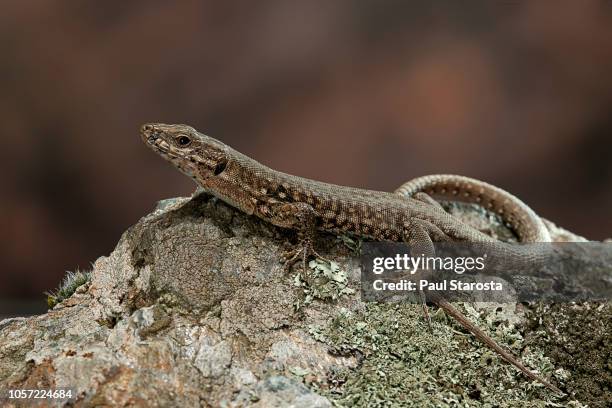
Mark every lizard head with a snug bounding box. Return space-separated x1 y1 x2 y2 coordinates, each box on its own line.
140 123 229 183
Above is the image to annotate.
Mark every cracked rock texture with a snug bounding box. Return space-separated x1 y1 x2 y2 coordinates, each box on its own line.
0 193 352 408
0 192 609 407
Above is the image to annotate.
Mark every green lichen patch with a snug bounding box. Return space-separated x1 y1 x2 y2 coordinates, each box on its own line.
46 269 91 308
525 302 611 408
308 303 577 407
293 259 355 311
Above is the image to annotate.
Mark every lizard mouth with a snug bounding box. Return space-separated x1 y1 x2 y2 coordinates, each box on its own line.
141 125 175 156
149 136 175 157
140 124 196 178
151 137 171 151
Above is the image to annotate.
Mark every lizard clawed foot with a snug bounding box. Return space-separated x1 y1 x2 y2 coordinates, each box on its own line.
282 239 329 272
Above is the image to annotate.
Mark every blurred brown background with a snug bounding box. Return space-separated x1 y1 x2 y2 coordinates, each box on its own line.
1 1 611 317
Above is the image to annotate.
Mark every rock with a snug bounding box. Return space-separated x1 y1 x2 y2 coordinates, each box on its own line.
0 193 348 407
251 376 331 408
0 191 607 407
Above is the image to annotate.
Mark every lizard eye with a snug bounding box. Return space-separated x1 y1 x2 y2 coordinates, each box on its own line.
177 135 191 146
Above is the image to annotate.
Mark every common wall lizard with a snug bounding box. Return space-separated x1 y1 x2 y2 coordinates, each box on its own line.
141 123 561 395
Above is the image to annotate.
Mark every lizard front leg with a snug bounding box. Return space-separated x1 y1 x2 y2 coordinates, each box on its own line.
262 202 325 271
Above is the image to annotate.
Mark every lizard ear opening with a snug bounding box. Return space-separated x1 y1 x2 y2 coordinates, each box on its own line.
213 158 228 176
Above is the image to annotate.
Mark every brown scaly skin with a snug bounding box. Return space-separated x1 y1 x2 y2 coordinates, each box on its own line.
141 123 562 395
395 174 551 243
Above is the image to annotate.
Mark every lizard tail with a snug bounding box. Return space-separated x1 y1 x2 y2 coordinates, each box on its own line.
395 174 551 243
432 295 564 396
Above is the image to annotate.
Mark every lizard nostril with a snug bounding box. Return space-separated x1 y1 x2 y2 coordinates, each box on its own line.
141 124 154 133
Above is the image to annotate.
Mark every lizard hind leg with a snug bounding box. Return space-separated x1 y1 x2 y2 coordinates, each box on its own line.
412 191 446 211
403 221 439 333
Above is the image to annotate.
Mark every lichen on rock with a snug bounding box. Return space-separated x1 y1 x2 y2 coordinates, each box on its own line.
0 192 608 407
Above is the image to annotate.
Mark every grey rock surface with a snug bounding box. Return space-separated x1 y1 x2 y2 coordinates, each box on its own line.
0 192 607 407
0 193 353 407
